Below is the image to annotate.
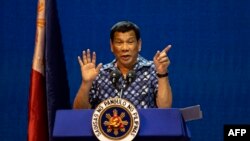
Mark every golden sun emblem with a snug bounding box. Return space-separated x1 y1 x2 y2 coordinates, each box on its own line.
103 109 129 136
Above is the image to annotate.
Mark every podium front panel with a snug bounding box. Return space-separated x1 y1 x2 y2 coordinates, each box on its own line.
53 108 190 141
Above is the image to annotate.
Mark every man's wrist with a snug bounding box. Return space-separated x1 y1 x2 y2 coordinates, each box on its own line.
81 80 93 86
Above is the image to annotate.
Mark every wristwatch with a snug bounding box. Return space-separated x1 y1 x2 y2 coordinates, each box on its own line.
156 72 168 78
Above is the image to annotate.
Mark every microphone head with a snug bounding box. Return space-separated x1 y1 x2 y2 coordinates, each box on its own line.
110 69 121 85
126 70 136 84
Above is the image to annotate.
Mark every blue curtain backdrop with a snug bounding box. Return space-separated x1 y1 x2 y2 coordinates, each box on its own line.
0 0 250 141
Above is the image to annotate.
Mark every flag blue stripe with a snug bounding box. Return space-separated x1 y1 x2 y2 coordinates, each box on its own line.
45 0 71 141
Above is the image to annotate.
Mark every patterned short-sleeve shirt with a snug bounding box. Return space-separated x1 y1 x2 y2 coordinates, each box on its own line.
89 55 159 109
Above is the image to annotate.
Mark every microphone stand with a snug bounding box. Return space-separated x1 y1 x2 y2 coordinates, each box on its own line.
118 79 126 99
119 70 136 99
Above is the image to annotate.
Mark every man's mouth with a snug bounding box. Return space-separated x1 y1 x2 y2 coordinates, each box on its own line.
121 55 130 60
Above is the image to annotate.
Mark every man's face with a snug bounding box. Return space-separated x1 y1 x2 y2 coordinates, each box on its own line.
111 30 141 69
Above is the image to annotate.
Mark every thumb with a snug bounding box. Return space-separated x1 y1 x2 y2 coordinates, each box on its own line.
78 56 83 66
96 63 103 73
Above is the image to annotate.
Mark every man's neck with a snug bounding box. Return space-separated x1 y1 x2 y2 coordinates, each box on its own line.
116 64 134 78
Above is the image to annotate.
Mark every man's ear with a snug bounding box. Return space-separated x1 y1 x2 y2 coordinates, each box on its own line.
110 39 114 52
138 39 142 52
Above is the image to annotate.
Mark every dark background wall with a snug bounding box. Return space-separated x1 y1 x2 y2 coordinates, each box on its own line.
1 0 250 140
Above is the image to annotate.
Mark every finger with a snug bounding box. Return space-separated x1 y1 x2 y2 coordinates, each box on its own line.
159 60 170 67
153 50 161 61
96 63 103 73
158 57 170 63
87 49 91 63
77 56 83 66
158 51 167 60
161 45 172 54
92 52 96 65
82 50 87 64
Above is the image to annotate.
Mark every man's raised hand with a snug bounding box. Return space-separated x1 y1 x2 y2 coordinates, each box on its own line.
78 49 102 83
153 45 171 74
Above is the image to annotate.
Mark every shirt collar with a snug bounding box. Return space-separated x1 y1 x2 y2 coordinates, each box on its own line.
102 55 152 71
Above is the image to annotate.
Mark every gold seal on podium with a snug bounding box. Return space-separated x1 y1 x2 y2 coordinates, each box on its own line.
92 97 140 141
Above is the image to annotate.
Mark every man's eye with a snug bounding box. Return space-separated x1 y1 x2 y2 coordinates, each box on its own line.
115 41 122 44
128 40 135 44
115 42 124 46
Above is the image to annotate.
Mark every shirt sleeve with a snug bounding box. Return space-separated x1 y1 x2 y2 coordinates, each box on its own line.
89 76 101 109
151 65 158 96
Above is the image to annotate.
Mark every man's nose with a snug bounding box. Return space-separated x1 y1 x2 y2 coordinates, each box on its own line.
121 43 129 51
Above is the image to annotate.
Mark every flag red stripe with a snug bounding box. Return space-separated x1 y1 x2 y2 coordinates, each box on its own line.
28 69 48 141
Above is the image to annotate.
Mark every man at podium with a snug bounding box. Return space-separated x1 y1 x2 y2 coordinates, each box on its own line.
73 21 172 109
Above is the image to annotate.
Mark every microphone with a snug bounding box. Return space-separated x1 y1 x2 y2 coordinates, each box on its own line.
110 69 136 98
110 69 121 90
126 70 136 85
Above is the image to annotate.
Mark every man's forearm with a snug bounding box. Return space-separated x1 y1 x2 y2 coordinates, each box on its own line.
73 82 92 109
156 77 172 108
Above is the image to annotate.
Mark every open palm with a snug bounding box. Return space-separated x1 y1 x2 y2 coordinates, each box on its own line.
78 49 102 82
